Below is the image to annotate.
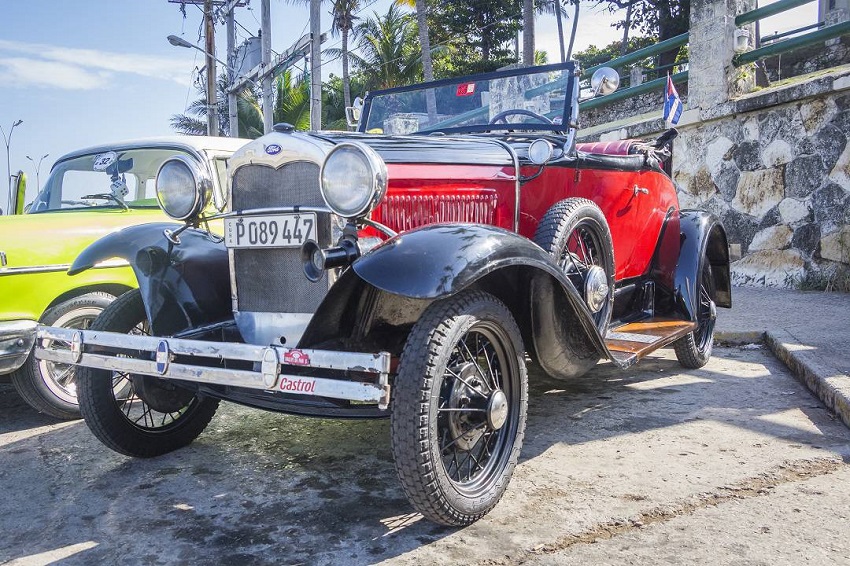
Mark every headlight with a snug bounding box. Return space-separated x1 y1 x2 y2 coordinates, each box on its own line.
155 156 212 221
320 142 387 218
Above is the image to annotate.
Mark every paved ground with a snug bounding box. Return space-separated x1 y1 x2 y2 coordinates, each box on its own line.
2 341 849 565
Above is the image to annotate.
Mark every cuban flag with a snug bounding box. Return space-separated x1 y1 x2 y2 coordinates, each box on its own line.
663 74 683 127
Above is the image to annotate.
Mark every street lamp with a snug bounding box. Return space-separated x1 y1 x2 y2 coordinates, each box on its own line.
168 35 261 138
26 153 49 191
1 119 23 216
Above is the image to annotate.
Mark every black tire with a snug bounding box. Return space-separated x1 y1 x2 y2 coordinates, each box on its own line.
77 289 220 457
11 292 114 419
391 290 528 526
674 256 717 369
533 198 615 335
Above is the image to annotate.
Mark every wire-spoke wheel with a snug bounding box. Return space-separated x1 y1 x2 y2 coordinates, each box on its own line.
674 255 717 369
534 198 615 336
11 292 114 419
391 290 527 526
77 289 219 457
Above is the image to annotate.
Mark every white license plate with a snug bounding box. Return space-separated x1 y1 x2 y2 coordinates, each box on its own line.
224 213 317 249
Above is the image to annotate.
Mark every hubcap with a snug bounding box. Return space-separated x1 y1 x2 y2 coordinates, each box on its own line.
487 389 508 430
584 265 609 313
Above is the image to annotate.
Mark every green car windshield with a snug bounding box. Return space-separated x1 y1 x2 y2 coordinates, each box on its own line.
360 62 576 135
28 147 196 213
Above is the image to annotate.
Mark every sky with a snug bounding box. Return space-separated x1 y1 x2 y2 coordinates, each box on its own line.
0 0 817 209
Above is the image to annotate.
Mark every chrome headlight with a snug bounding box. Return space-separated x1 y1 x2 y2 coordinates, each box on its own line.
320 142 387 218
155 156 212 221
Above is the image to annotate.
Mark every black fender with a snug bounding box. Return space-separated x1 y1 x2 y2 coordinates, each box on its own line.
663 210 731 322
301 224 606 379
69 223 232 335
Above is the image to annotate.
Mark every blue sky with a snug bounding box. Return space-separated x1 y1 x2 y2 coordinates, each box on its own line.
0 0 815 209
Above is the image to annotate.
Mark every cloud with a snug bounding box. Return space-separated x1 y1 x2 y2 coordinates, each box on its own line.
0 39 192 90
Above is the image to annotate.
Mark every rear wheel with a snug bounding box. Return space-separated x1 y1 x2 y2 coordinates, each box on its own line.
11 292 114 419
77 289 219 457
391 290 528 526
674 255 717 369
534 198 615 336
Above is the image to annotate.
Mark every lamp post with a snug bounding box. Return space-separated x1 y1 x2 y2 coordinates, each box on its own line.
168 35 260 137
26 153 49 191
1 119 23 215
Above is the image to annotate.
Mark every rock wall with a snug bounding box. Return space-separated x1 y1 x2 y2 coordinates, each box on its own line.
673 83 850 287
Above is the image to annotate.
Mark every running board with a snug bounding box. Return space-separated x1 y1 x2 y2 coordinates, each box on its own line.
604 318 697 367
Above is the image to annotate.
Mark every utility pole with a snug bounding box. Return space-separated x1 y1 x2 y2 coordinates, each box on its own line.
204 0 219 136
309 0 322 130
226 7 238 137
261 0 273 133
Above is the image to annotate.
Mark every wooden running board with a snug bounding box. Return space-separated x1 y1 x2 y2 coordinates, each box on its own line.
604 318 697 367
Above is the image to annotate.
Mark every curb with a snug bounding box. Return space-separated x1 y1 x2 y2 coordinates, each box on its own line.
716 330 850 429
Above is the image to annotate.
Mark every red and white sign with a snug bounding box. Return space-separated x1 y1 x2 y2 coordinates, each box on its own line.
283 349 311 366
456 83 476 97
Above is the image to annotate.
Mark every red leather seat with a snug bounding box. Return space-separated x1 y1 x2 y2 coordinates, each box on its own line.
575 140 636 155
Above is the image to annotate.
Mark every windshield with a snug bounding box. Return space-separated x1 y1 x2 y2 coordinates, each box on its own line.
361 62 577 135
28 147 199 213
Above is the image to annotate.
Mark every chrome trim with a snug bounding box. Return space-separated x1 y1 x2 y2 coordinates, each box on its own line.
359 217 397 238
0 320 37 374
0 258 129 276
208 205 332 220
36 325 392 409
491 140 522 232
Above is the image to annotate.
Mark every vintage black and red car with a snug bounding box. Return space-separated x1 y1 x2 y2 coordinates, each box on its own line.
36 61 731 526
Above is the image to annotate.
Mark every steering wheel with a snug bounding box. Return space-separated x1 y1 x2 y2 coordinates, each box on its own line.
489 109 553 125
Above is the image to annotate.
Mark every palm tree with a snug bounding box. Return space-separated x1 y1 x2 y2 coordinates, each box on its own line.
342 5 422 90
394 0 436 115
273 69 311 129
523 0 534 66
171 73 263 137
330 0 361 109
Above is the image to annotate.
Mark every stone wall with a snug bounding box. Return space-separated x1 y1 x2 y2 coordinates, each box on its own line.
674 74 850 287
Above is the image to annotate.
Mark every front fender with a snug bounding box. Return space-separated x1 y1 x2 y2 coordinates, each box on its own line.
69 223 232 335
672 211 732 321
326 224 608 379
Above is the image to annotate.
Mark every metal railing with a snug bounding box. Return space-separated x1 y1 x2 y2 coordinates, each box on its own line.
733 0 850 66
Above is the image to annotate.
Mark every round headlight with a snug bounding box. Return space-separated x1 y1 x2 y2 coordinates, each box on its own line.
155 156 212 221
320 142 387 218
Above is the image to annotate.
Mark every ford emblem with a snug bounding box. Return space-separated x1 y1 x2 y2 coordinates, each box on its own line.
265 144 282 155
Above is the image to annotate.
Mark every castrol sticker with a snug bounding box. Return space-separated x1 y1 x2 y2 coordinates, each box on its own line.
283 349 311 366
278 376 317 394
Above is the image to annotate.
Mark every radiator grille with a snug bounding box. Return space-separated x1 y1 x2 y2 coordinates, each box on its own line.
374 192 498 233
231 161 331 313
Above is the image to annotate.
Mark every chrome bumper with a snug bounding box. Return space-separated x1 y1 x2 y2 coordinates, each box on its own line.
0 320 37 374
35 326 392 409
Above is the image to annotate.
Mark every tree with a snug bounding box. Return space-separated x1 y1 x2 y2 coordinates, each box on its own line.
341 5 423 90
171 73 263 137
594 0 690 72
273 69 312 130
394 0 437 115
522 0 534 66
330 0 360 109
427 0 522 77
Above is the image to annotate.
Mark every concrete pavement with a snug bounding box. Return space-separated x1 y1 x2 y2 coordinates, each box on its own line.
716 286 850 429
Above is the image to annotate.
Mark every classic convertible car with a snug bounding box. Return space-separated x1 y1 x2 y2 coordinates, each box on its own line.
0 136 245 418
37 62 730 525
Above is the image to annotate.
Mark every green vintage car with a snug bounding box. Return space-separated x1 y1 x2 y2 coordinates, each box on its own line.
0 136 246 418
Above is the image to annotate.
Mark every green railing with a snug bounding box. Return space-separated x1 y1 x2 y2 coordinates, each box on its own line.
733 0 850 66
582 32 689 79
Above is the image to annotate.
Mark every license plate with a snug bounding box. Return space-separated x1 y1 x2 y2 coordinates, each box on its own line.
224 213 317 249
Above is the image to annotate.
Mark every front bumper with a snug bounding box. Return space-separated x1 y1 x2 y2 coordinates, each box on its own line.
0 320 37 374
35 326 392 409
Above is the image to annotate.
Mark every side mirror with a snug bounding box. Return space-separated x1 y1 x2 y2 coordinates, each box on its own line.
10 171 26 215
345 97 364 128
590 67 620 97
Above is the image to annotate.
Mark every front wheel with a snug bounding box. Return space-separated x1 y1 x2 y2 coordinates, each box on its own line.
391 290 528 526
11 292 115 419
77 289 220 457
